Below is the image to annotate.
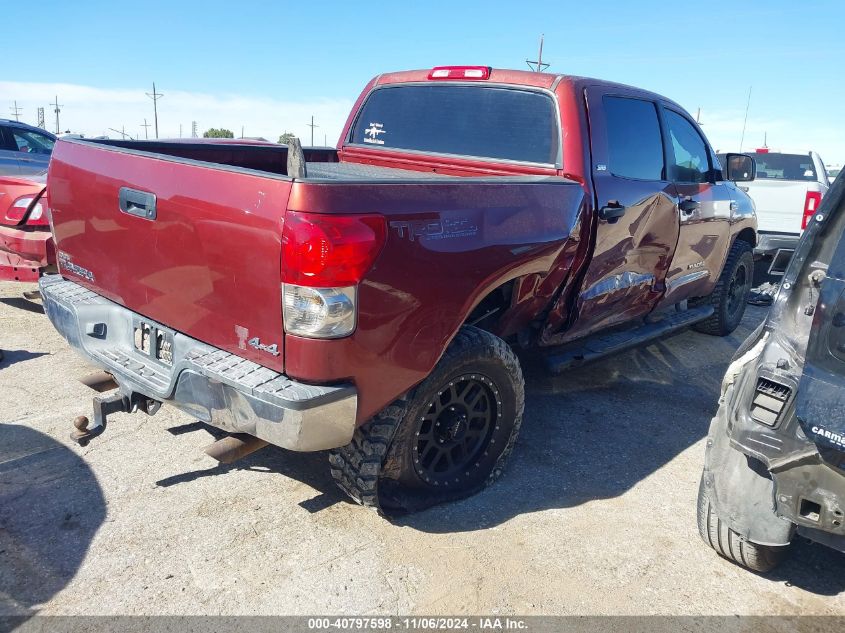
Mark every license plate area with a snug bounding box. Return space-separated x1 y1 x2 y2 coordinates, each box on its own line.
132 317 174 366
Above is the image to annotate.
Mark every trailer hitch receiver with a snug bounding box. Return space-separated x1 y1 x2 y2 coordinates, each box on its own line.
71 392 131 447
71 392 162 446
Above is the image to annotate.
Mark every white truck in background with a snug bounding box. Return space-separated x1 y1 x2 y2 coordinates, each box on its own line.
725 149 830 262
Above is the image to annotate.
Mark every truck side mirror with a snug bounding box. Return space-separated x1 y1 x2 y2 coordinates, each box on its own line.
724 153 756 182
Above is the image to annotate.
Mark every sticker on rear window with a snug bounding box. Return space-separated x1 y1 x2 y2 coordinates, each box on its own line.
363 122 386 145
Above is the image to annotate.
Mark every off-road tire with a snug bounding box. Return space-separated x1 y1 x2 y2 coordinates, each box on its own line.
329 326 524 515
692 239 754 336
696 475 789 573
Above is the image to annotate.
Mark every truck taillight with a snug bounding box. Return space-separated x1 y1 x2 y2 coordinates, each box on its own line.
281 211 386 339
802 191 822 230
428 66 491 80
5 195 49 226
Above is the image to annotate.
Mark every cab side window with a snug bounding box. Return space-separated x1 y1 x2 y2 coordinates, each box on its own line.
603 96 664 181
665 110 710 183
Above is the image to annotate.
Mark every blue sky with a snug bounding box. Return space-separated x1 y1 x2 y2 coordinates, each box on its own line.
2 0 843 163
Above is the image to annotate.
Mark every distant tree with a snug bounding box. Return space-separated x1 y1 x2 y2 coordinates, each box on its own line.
203 128 234 138
278 132 296 145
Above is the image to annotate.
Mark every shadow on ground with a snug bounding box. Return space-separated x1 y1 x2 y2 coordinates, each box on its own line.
0 297 44 315
0 425 106 615
0 350 49 369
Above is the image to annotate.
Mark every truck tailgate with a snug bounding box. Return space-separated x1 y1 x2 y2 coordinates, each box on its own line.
745 179 820 234
47 140 292 372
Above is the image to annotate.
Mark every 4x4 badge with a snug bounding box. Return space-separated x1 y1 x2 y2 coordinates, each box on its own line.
235 325 279 356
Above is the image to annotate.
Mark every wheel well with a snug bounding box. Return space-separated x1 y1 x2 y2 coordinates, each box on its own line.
736 227 756 248
465 280 515 332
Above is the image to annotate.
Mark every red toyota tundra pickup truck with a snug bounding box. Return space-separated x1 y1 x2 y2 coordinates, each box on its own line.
40 66 757 513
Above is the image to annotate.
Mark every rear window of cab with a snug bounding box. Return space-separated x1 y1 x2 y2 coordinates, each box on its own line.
348 84 560 166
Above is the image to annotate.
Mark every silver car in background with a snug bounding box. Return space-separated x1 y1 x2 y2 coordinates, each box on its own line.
0 119 56 177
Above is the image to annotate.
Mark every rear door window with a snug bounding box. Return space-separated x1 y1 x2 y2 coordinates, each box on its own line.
753 153 817 181
602 96 664 180
665 110 710 183
349 85 559 165
10 129 55 155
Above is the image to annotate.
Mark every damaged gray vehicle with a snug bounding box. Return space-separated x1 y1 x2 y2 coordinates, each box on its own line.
698 171 845 572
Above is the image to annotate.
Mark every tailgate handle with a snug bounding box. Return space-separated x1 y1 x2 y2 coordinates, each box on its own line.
119 187 157 220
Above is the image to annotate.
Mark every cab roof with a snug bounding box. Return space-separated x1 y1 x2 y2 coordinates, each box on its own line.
373 67 684 111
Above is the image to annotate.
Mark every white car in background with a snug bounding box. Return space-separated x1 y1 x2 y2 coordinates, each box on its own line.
723 149 829 261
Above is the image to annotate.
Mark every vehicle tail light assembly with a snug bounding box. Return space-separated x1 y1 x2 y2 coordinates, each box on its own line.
5 194 49 226
802 191 823 230
428 66 491 80
281 211 386 339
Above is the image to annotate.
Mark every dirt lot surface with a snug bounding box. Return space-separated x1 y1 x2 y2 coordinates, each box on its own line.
1 279 843 616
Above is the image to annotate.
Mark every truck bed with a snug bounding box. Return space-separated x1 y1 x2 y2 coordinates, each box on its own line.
48 138 582 388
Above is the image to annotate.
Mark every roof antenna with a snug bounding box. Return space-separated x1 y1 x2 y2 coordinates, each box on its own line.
526 34 550 72
739 85 752 152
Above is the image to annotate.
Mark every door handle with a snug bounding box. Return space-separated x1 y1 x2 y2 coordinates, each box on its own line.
119 187 157 220
598 202 626 223
679 199 700 214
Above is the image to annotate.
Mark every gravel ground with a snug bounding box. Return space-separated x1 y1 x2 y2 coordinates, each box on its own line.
1 279 843 617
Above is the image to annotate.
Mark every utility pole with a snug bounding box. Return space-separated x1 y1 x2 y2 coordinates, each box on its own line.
179 123 183 138
695 107 701 123
51 95 63 134
240 125 244 139
324 133 327 146
141 118 151 140
9 101 22 122
191 121 197 138
145 82 163 139
526 34 550 72
37 107 45 129
307 115 319 146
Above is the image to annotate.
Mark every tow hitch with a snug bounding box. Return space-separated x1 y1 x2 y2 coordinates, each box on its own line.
71 391 162 447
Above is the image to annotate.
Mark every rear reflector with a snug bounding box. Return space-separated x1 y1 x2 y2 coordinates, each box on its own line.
428 66 491 80
281 211 386 287
802 191 823 230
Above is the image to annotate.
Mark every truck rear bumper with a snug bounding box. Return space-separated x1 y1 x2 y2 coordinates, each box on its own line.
755 231 799 257
0 226 53 282
39 275 357 452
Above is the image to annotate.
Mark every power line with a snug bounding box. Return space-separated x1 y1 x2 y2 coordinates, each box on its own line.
526 34 550 72
51 96 63 134
307 115 319 146
108 127 135 140
10 101 22 122
145 82 163 139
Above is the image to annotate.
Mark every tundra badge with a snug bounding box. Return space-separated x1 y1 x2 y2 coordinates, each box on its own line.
57 251 95 282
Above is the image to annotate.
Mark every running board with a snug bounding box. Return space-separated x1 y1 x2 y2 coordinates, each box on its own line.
543 305 714 374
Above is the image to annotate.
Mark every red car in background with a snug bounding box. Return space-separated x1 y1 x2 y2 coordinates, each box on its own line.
0 173 55 282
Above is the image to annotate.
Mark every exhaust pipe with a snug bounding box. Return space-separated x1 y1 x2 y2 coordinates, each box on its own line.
79 370 119 393
204 433 269 464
